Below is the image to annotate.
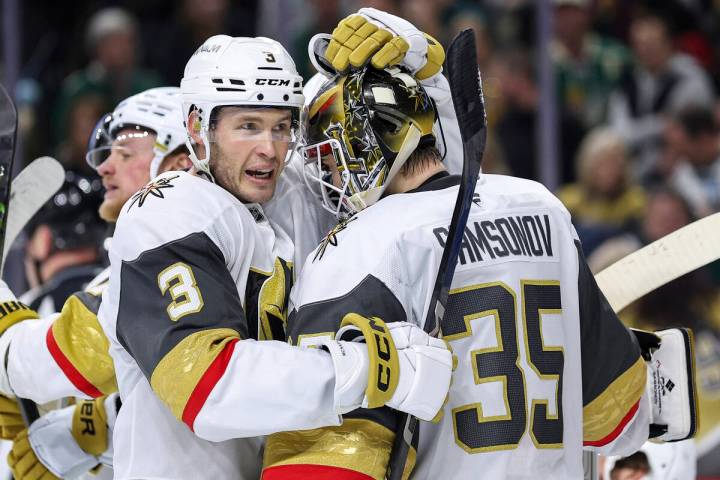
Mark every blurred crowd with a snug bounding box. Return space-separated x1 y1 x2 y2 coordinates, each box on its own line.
5 0 720 477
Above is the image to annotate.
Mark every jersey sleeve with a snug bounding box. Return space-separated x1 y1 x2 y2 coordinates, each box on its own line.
576 241 649 454
113 204 342 441
1 289 117 403
263 274 415 480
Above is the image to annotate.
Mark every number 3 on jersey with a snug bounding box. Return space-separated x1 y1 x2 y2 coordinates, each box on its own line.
157 262 204 321
444 280 563 453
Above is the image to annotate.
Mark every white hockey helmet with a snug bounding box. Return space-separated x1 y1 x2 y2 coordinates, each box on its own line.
86 87 187 178
180 35 304 179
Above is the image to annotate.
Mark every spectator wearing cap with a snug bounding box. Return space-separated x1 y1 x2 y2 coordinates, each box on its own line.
607 15 714 180
53 7 161 172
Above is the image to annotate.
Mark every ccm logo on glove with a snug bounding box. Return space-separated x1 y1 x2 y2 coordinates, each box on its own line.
369 318 393 392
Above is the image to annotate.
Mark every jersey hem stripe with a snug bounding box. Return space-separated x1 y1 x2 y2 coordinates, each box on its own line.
45 326 103 398
262 464 374 480
181 337 238 430
583 398 640 447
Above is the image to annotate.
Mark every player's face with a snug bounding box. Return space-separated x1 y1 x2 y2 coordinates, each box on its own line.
321 154 342 189
209 107 292 204
96 127 154 221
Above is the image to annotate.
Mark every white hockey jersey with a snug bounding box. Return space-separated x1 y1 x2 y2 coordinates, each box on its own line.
265 173 649 480
98 171 347 480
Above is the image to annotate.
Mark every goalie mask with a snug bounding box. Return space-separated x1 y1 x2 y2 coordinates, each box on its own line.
302 66 436 218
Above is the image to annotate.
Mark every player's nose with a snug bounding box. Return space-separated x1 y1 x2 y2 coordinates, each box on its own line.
97 152 119 176
253 130 276 158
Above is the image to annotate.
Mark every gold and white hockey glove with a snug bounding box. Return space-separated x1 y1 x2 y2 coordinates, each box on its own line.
8 428 59 480
8 394 118 479
0 394 24 440
0 280 39 336
0 280 40 398
318 8 445 80
320 314 452 421
633 328 699 442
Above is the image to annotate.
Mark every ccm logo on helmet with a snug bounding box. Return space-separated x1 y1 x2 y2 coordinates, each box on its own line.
194 44 222 55
256 78 290 86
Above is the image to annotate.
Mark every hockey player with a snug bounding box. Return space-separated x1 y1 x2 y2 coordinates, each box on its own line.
0 87 190 405
2 10 457 478
96 35 452 480
0 87 192 479
21 173 106 316
261 63 698 479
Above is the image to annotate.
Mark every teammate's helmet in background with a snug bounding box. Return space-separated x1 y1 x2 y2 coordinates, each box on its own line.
302 66 436 218
85 87 186 178
180 35 304 179
27 172 105 252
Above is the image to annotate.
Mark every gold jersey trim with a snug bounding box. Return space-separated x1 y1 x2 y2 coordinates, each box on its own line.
583 356 646 442
150 327 239 421
51 295 117 395
263 418 414 480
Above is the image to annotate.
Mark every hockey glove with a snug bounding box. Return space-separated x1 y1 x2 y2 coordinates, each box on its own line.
321 313 452 421
0 394 24 439
7 429 59 480
8 394 117 479
321 8 445 80
633 328 699 442
0 280 39 336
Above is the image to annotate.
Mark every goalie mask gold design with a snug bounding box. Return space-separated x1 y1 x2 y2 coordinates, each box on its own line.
302 66 436 218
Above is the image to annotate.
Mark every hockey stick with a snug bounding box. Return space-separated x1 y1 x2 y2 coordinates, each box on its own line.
0 157 65 428
0 83 16 271
0 84 42 427
1 156 65 271
6 159 64 428
386 29 487 480
595 211 720 313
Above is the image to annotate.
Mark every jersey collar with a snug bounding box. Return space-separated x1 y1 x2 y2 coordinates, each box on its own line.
408 171 461 193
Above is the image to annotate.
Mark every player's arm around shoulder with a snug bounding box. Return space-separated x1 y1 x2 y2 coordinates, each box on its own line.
106 173 261 436
264 242 449 480
103 173 369 441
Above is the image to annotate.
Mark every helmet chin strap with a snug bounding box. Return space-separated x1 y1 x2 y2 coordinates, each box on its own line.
185 132 216 183
348 124 422 212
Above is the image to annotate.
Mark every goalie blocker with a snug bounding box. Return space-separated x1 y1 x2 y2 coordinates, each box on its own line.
632 328 698 442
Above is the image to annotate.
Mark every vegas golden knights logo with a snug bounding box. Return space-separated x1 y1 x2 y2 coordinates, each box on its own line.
313 216 357 262
128 175 179 211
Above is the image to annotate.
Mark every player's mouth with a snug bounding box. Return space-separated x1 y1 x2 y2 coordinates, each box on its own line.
103 184 119 197
245 168 275 184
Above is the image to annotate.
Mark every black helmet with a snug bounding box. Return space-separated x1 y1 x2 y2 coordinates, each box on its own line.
28 171 105 252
